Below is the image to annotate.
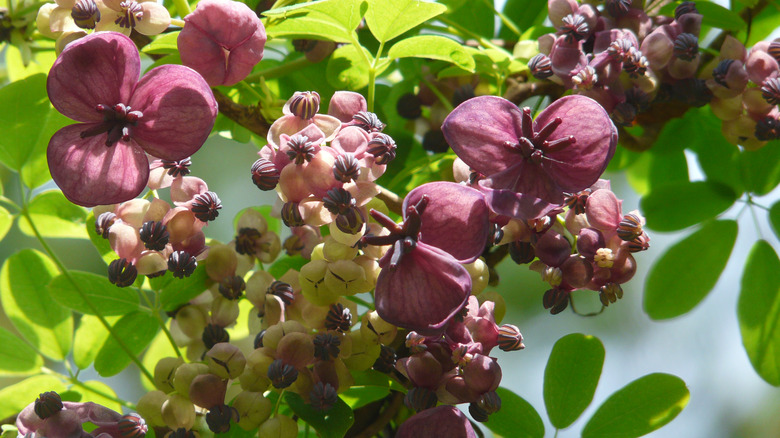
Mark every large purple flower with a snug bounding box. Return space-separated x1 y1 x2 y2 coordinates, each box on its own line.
441 95 617 219
47 32 217 207
363 182 490 336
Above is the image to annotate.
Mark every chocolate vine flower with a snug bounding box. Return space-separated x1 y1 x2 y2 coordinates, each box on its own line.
47 32 217 207
362 182 490 335
17 396 127 438
441 95 617 219
95 0 171 36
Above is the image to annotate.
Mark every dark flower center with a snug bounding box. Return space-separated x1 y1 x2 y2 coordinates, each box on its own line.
361 195 428 267
115 0 143 28
71 0 100 29
81 103 143 147
503 108 576 165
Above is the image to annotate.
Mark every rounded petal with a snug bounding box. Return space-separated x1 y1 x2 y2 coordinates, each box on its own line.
442 95 523 176
479 185 562 220
375 243 471 336
129 64 217 160
47 32 140 122
48 124 149 207
403 182 490 263
328 91 366 122
397 405 477 438
135 2 172 35
535 95 617 191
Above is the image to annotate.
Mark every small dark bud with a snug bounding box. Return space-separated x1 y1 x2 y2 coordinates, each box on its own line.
559 14 588 42
404 387 437 412
333 153 360 182
268 280 295 305
367 133 397 165
422 129 449 154
768 41 780 64
673 33 698 61
599 283 623 306
34 391 63 419
313 333 341 361
336 208 365 235
396 93 422 119
166 428 197 438
118 413 148 438
477 391 502 414
624 87 650 112
251 158 280 190
607 39 634 61
203 323 230 349
405 332 428 354
622 48 648 77
628 233 651 252
254 330 266 349
755 115 780 141
528 53 553 79
617 213 644 241
168 251 197 278
281 202 305 227
543 288 569 315
323 188 356 215
139 221 169 251
268 359 298 389
674 1 698 20
469 403 490 422
761 77 780 105
605 0 631 17
205 404 238 434
712 59 735 88
509 241 535 265
95 211 117 239
373 345 396 373
288 91 320 120
191 191 222 222
351 111 385 132
161 158 192 177
309 382 338 412
452 84 475 108
108 258 138 287
286 134 316 165
563 190 590 214
218 275 246 300
325 303 352 332
497 324 525 351
611 102 637 127
71 0 100 29
235 227 262 255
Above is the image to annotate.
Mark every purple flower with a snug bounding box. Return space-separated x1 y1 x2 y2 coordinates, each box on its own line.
362 182 490 336
47 32 217 207
396 405 477 438
16 397 131 438
441 95 617 219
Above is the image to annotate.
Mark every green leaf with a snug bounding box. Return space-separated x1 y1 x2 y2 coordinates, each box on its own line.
740 140 780 196
581 373 689 438
0 205 13 242
640 181 738 232
484 387 544 438
440 0 494 39
326 44 371 90
770 201 780 241
264 0 367 43
157 264 208 312
141 329 179 392
544 334 605 429
340 370 405 409
48 271 140 315
0 74 51 171
364 0 446 43
644 220 738 320
73 315 118 370
142 31 181 55
268 255 308 279
696 0 745 31
18 191 88 239
78 380 123 412
0 327 43 376
0 374 65 420
284 392 354 438
20 109 70 189
5 46 57 82
0 249 72 360
499 0 547 39
626 150 688 196
387 35 475 72
94 311 158 377
738 240 780 385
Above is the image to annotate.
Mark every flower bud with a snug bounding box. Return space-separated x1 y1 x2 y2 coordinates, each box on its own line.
136 390 167 427
561 255 593 288
154 357 184 393
276 332 315 369
287 91 320 120
206 404 239 433
404 387 438 413
361 311 397 345
343 330 381 371
118 412 148 438
202 323 230 349
189 373 228 409
324 260 369 296
161 394 196 431
462 354 501 395
367 133 396 164
211 296 240 327
168 251 197 278
257 415 298 438
268 359 299 389
108 258 138 287
206 342 246 380
172 363 209 397
233 391 272 430
497 324 525 351
534 230 571 267
34 391 63 419
300 260 340 305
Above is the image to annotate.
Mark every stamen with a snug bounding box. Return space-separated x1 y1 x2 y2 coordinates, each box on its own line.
533 117 562 143
542 135 576 153
520 107 534 140
115 0 144 29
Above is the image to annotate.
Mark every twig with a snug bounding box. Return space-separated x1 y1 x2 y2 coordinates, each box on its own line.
212 89 272 137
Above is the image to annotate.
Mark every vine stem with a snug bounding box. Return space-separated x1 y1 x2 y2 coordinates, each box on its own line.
41 367 137 410
420 76 454 112
170 18 186 27
19 188 155 385
140 289 184 360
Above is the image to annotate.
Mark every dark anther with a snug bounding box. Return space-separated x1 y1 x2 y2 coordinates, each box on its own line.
191 191 222 222
607 39 634 61
313 333 341 361
139 221 169 251
611 102 636 127
268 359 298 389
452 84 475 107
34 391 63 419
323 188 356 215
405 332 428 354
563 189 590 214
254 329 266 349
509 241 535 265
559 14 588 42
235 227 262 255
622 48 648 77
373 345 397 373
168 250 197 278
202 323 230 349
599 283 623 306
712 59 735 88
755 115 780 141
673 33 698 61
325 303 352 332
396 93 422 119
422 129 449 154
219 275 246 300
108 258 138 287
71 0 100 29
161 158 192 178
469 403 489 422
281 202 305 227
528 53 553 79
251 158 280 190
477 391 502 415
205 404 238 434
497 324 525 351
309 382 338 412
167 429 197 438
117 413 148 438
351 111 386 132
95 211 117 239
367 133 397 165
404 387 438 413
761 78 780 105
605 0 632 17
769 41 780 64
115 0 143 28
286 134 316 165
543 288 570 315
80 103 143 147
617 213 644 241
268 280 294 305
288 91 320 120
628 233 650 252
333 153 360 182
624 87 650 112
674 1 698 20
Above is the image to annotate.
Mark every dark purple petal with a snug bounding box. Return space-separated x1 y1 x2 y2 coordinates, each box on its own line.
442 96 524 177
534 95 617 191
482 159 565 205
48 124 149 207
478 185 563 220
129 64 217 161
375 243 471 336
396 405 477 438
47 32 140 123
403 182 490 263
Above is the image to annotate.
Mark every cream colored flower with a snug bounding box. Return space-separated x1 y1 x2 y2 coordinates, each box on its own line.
95 0 170 36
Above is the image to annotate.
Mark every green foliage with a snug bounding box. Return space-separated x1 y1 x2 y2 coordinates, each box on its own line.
156 265 209 312
484 387 544 438
738 240 780 386
264 0 367 43
284 392 354 438
48 271 140 315
0 327 43 375
340 369 405 409
695 0 746 31
770 201 780 240
326 44 371 90
644 220 738 319
73 315 117 370
94 311 158 377
0 375 66 420
544 333 605 429
740 141 780 196
640 181 738 232
386 35 475 72
364 0 446 44
581 374 689 438
626 150 688 196
18 191 88 239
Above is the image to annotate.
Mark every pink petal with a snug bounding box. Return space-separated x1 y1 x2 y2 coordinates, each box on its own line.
129 64 217 160
47 32 140 122
397 405 477 438
375 243 471 336
328 91 366 122
48 124 149 207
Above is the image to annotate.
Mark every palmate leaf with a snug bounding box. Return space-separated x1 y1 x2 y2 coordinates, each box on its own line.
364 0 447 43
264 0 367 43
738 240 780 385
484 387 544 438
